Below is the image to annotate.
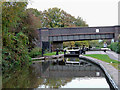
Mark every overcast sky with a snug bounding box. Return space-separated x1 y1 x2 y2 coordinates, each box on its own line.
27 0 119 27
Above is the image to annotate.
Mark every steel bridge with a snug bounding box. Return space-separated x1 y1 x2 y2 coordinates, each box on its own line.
38 26 120 50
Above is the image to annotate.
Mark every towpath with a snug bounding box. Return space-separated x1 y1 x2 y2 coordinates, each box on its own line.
84 51 120 89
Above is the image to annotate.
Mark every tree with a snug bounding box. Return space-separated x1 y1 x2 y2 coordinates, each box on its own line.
18 9 41 48
70 41 75 47
63 41 75 48
2 2 28 34
40 7 88 28
2 2 31 72
75 16 88 27
75 41 89 47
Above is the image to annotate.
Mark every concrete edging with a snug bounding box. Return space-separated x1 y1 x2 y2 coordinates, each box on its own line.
79 56 119 90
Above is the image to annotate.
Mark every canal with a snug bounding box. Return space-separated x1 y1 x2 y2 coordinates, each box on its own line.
3 57 111 89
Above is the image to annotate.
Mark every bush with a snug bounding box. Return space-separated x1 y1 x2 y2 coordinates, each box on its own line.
118 35 120 54
2 32 31 73
75 41 89 47
89 40 103 48
63 41 75 48
29 47 42 58
110 42 120 54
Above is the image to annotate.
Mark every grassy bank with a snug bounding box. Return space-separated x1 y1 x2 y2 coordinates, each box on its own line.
43 52 64 56
84 54 120 70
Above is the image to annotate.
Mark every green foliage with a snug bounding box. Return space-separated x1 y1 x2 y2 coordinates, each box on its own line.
29 47 42 58
118 35 120 54
110 42 120 53
70 41 75 47
89 40 101 48
2 32 31 72
15 8 40 48
63 41 75 48
63 42 71 48
2 2 28 33
2 2 40 48
2 2 32 73
26 8 42 17
30 7 88 28
63 41 89 48
75 41 89 47
75 16 88 27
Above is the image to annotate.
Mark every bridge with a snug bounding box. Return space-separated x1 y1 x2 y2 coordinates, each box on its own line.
38 26 120 51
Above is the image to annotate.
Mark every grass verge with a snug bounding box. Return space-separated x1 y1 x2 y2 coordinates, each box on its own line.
43 52 64 56
84 54 120 70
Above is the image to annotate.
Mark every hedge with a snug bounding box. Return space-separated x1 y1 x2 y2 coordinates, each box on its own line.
110 42 120 54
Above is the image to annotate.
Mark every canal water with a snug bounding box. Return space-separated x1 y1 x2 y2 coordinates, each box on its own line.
3 57 110 89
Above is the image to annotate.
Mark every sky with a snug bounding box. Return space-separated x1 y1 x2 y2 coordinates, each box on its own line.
27 0 120 27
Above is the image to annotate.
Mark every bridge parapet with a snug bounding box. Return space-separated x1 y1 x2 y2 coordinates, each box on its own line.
49 26 115 36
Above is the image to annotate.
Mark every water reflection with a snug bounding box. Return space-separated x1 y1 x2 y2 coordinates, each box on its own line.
61 77 109 88
3 57 110 89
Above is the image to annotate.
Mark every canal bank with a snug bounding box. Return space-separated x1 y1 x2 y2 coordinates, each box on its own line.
80 55 119 89
86 51 119 61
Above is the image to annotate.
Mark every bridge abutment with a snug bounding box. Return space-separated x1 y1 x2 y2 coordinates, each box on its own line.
114 26 120 42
